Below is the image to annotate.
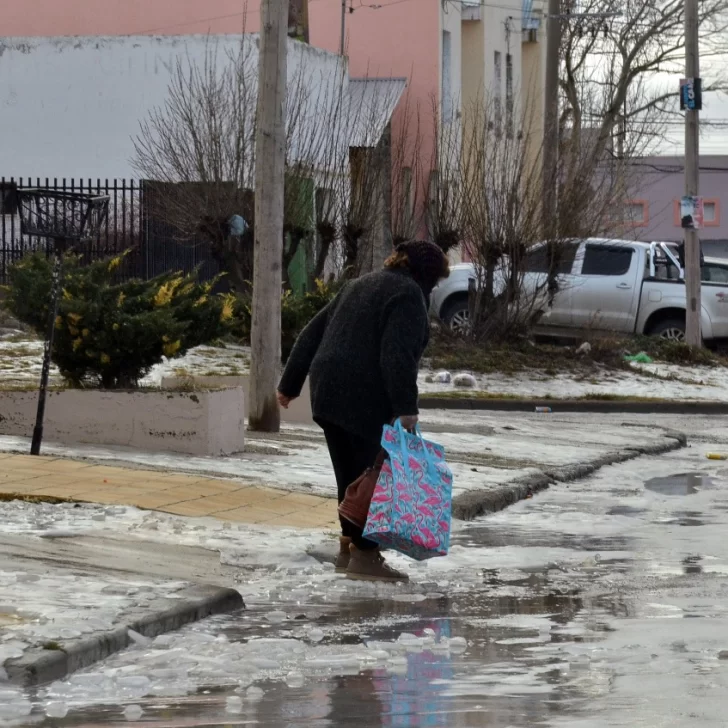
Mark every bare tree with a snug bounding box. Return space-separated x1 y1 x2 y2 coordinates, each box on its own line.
449 87 652 341
559 0 728 169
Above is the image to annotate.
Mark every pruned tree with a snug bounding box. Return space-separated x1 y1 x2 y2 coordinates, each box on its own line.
426 96 466 256
449 85 652 341
132 36 403 292
390 95 428 245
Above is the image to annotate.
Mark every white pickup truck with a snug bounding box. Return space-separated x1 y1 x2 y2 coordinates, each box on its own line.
431 238 728 342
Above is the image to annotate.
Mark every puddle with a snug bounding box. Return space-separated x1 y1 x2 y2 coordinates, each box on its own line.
607 505 647 518
644 472 716 496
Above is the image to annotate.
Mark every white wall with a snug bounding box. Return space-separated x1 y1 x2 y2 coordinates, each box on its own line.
0 35 349 180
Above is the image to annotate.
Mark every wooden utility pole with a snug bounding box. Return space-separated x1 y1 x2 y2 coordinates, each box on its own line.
684 0 702 347
249 0 289 432
542 0 560 236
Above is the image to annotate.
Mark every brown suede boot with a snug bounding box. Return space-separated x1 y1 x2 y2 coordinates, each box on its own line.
346 546 409 582
335 537 352 573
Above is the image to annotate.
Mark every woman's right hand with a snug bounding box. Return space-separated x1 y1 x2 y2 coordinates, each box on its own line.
277 391 296 409
399 415 419 431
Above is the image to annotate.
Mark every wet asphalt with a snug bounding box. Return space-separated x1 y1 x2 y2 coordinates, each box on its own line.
13 416 728 728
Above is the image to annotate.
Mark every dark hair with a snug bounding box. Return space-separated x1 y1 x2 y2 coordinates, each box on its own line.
384 240 450 296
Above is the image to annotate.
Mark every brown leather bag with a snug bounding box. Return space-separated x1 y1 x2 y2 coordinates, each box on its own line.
338 450 387 529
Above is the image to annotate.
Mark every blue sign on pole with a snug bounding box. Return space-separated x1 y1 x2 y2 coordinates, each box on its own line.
680 78 703 111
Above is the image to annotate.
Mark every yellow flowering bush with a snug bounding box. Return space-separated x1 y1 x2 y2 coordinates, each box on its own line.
6 253 235 389
233 278 341 362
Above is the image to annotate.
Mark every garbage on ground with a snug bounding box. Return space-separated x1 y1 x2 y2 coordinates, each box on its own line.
707 453 728 461
624 352 653 364
535 406 552 413
453 373 477 388
434 371 452 384
576 342 592 355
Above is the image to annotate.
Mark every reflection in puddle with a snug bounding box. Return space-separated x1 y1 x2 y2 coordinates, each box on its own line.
644 472 716 496
664 511 707 527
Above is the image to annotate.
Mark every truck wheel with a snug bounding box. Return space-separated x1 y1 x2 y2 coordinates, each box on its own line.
649 318 686 342
441 295 470 334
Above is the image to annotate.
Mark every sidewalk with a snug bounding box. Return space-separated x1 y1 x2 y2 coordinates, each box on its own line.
0 453 339 529
0 410 686 525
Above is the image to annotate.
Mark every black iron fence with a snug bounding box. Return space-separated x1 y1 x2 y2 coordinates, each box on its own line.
0 178 220 284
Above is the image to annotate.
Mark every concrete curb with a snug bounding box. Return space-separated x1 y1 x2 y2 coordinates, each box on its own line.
420 397 728 415
5 585 244 688
452 431 687 521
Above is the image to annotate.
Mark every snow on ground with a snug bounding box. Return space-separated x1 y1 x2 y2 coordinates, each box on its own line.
0 497 613 719
0 335 250 389
2 333 727 401
0 406 668 499
420 362 728 402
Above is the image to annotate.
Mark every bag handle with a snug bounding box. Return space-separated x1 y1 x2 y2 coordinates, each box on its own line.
394 419 437 480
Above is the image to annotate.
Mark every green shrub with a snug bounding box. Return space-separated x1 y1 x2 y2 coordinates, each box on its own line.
233 279 341 361
5 252 235 388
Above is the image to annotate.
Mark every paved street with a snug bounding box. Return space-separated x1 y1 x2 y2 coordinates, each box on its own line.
2 412 728 726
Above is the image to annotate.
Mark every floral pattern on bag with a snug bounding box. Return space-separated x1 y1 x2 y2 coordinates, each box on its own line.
363 422 453 561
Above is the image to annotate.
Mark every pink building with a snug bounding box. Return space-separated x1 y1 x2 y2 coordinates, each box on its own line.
1 0 545 252
624 156 728 258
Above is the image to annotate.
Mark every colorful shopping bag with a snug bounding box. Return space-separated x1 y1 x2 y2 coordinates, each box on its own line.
363 421 453 560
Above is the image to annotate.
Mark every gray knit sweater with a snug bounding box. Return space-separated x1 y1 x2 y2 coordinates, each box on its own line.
278 269 429 442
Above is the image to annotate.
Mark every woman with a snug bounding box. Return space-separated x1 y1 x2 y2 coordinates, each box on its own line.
277 240 450 582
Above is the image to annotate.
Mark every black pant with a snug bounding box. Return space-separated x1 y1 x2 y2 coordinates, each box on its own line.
320 421 380 550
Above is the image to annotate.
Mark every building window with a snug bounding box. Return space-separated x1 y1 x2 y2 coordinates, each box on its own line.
614 200 648 227
494 51 502 132
704 200 718 224
505 53 514 137
441 31 453 122
672 198 720 227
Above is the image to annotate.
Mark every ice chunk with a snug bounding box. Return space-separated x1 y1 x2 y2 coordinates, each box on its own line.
392 594 426 603
307 628 325 643
123 704 144 721
246 686 265 702
70 672 105 686
453 373 477 388
127 629 152 646
152 634 175 649
448 636 468 654
386 656 408 675
265 610 287 623
434 371 452 384
116 675 152 696
45 701 69 718
285 671 305 688
60 628 82 639
250 658 279 670
226 696 244 714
